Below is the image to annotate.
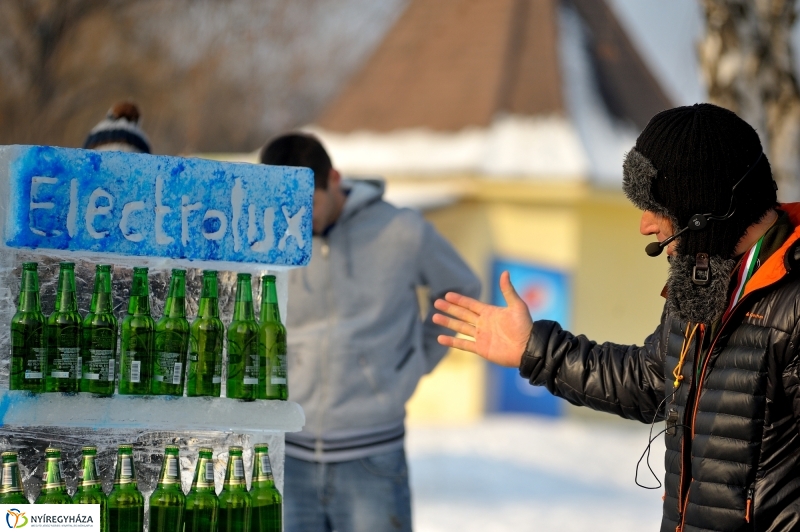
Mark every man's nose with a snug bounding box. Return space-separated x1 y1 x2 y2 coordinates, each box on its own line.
640 211 659 236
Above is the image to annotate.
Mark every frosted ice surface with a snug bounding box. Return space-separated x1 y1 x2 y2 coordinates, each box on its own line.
0 427 286 526
0 392 304 433
0 146 306 527
1 145 313 266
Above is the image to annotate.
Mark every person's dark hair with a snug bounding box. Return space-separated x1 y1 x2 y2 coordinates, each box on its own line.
259 133 332 189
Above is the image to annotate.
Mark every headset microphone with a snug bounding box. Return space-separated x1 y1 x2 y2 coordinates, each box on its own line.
645 227 689 257
643 152 765 258
644 242 663 257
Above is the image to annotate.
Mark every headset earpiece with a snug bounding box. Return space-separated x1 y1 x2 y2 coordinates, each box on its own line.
643 152 764 257
688 214 707 230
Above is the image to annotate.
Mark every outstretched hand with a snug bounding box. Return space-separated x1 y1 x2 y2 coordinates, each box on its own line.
432 271 533 367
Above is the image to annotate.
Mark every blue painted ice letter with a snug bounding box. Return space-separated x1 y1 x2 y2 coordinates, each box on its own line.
1 145 313 266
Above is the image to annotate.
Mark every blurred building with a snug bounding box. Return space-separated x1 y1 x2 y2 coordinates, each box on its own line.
0 0 678 422
305 0 674 423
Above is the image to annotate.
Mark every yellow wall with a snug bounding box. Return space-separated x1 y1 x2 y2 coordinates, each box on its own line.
403 178 669 424
574 191 669 345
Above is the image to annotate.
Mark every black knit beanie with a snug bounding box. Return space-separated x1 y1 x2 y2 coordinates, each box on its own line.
622 103 777 324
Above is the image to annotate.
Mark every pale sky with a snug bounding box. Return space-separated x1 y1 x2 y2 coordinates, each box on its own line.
609 0 800 107
607 0 706 106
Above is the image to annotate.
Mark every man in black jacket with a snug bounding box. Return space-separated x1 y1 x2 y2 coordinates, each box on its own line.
433 104 800 532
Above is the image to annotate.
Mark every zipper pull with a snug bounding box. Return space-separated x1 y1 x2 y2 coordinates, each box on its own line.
745 486 754 523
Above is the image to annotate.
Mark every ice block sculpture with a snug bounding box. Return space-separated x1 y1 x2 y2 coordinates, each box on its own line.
0 146 312 521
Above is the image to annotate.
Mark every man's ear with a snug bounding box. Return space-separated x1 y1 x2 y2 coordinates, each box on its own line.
328 168 341 188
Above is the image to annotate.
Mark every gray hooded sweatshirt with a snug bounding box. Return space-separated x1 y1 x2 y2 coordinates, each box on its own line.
285 179 481 462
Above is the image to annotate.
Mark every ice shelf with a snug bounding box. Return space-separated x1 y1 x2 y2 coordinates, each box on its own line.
0 392 305 433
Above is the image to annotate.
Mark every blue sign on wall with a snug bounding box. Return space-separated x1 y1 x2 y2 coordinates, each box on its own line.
3 146 313 266
487 258 571 417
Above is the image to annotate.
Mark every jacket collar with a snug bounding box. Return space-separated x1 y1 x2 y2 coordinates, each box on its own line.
743 203 800 297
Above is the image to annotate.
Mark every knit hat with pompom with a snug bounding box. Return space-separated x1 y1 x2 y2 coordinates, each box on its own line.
83 102 151 154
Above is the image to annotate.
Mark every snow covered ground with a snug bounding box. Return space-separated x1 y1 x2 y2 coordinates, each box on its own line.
407 414 667 532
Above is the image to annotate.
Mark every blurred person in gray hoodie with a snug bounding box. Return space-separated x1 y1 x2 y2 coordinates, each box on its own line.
260 133 481 532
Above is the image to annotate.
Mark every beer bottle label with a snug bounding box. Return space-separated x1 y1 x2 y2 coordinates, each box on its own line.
154 351 183 385
233 458 244 480
1 465 12 487
0 464 21 492
24 347 45 379
85 327 115 380
78 457 101 487
161 456 180 484
255 453 274 482
270 347 287 385
189 327 221 389
213 358 222 384
118 456 134 483
43 458 65 489
130 360 141 383
244 353 259 385
194 459 215 488
85 349 115 381
51 346 79 378
155 330 186 385
260 455 272 475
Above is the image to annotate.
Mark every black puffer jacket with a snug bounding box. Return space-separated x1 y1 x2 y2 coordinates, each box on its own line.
520 212 800 532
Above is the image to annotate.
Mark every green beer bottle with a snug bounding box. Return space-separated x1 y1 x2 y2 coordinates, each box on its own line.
226 274 259 401
149 445 185 532
218 447 251 532
10 262 46 392
81 265 118 395
250 444 282 532
45 263 82 393
108 445 144 532
153 270 190 396
258 275 288 400
120 267 155 395
0 451 29 504
35 448 71 504
184 448 219 532
187 271 224 397
73 446 109 532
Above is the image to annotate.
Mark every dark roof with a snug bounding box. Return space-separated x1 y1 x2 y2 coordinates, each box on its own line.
570 0 673 130
318 0 672 133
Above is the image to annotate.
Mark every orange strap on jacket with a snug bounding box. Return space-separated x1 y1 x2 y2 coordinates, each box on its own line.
673 323 699 388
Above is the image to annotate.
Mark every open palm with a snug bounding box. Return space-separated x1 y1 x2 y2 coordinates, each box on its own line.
432 271 533 367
